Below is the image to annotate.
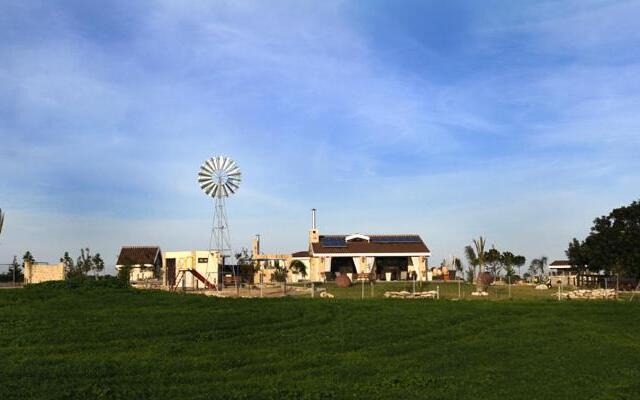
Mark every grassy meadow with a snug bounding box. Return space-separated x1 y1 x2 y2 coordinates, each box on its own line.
1 284 639 399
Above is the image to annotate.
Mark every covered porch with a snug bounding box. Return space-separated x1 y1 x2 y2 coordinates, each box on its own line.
322 256 424 281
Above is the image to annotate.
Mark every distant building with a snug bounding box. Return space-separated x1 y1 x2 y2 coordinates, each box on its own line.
252 209 431 282
116 246 162 282
163 250 222 290
548 260 578 286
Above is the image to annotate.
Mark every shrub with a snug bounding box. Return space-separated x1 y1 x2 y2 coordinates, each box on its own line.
25 276 129 291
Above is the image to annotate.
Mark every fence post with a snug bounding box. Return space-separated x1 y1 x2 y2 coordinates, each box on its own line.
361 278 364 300
437 285 440 300
508 276 511 299
311 282 315 298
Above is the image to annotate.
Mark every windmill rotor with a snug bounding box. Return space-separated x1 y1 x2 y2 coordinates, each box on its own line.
198 156 242 198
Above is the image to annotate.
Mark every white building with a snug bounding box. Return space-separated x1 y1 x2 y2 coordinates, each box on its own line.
163 250 223 290
116 246 162 282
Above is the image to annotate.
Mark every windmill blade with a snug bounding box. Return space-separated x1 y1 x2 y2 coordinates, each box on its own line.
226 180 240 191
207 184 218 197
220 157 231 172
225 160 237 173
216 156 225 171
224 182 236 194
201 161 214 174
0 209 4 235
201 181 216 193
210 157 218 171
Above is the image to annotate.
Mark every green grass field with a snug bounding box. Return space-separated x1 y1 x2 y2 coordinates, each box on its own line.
1 285 639 399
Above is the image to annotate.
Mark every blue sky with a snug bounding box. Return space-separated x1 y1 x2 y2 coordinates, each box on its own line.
1 0 639 271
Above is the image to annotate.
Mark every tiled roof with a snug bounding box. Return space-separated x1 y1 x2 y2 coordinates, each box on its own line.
116 246 161 266
311 234 430 255
549 260 572 267
291 251 310 258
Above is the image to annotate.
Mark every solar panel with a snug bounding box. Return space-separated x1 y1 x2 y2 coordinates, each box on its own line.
320 236 347 247
370 236 422 243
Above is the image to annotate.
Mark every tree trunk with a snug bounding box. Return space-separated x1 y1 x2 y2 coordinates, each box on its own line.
476 264 484 292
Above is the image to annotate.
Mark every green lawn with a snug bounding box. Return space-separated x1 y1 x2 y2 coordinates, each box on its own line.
1 286 639 399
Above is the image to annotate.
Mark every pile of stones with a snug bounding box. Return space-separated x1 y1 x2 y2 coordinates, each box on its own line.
384 290 437 299
562 288 616 300
470 291 489 297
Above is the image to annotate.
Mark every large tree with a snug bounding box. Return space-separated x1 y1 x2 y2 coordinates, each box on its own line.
60 252 75 276
529 256 548 281
22 251 35 267
500 252 526 280
567 199 640 278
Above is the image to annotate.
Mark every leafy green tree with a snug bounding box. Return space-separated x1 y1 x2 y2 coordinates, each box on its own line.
485 247 502 276
235 248 256 283
92 253 105 278
502 252 525 281
513 255 526 277
9 256 22 283
60 252 75 276
529 257 548 281
0 256 22 283
76 248 94 276
289 260 307 278
567 200 640 278
22 251 35 267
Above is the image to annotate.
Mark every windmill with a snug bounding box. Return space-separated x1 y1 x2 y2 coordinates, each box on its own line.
197 156 241 269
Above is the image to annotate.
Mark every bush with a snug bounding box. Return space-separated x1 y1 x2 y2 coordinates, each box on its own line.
272 268 287 282
25 276 129 291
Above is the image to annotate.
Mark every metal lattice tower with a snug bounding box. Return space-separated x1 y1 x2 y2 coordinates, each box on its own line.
197 156 241 259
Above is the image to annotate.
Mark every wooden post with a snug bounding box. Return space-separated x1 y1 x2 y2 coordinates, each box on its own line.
508 276 511 299
311 282 315 298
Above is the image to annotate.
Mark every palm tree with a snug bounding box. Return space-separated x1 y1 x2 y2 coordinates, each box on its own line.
465 236 487 291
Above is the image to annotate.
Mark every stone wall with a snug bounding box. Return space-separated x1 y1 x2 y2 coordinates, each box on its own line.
24 262 65 284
